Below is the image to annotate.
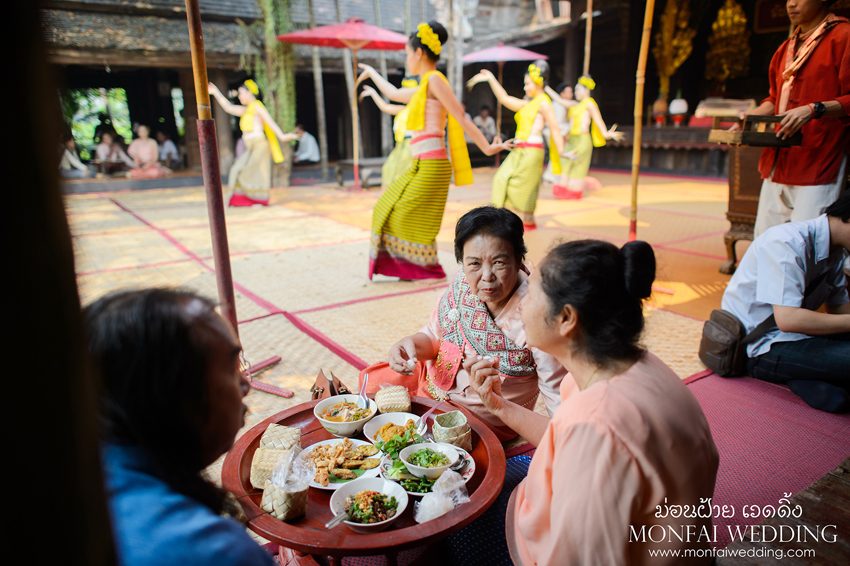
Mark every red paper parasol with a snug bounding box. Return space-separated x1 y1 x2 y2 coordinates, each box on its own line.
279 19 408 189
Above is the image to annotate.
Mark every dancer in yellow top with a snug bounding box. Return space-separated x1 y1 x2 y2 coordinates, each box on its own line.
358 21 511 281
468 60 565 229
208 80 296 206
360 77 419 189
546 76 622 200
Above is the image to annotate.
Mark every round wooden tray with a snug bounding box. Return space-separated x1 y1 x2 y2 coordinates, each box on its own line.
222 396 506 558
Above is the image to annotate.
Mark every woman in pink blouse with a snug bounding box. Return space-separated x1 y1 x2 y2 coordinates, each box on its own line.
451 240 718 566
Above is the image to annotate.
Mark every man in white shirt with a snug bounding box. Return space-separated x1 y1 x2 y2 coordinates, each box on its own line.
473 106 497 143
156 131 180 169
292 124 320 164
721 191 850 412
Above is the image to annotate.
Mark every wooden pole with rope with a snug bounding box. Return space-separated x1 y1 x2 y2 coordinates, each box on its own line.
183 0 290 395
583 0 593 76
629 0 655 241
495 60 505 167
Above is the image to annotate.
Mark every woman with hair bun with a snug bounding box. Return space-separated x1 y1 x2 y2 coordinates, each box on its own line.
449 240 718 566
358 21 512 281
467 60 565 229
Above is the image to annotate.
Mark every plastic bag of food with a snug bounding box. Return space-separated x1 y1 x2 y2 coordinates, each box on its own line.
414 470 470 524
260 447 312 522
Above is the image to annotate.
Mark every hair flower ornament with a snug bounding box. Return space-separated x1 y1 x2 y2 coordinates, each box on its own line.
243 79 260 95
417 23 442 56
528 64 543 85
578 76 596 90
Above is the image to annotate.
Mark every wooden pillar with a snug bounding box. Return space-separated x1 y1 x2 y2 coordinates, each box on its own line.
179 68 202 169
308 0 330 181
210 69 235 175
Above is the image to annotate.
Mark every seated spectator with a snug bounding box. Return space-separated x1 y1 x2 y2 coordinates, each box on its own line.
128 125 169 179
473 106 497 143
156 131 181 170
86 289 275 566
292 124 319 164
722 191 850 412
59 134 92 179
96 131 134 167
446 240 718 565
463 104 473 142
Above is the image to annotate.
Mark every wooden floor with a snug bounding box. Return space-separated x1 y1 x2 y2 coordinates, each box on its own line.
718 457 850 565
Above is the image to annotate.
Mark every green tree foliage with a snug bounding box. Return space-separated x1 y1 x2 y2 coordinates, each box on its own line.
60 88 133 147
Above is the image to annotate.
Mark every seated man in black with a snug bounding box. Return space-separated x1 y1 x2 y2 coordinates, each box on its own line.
721 191 850 412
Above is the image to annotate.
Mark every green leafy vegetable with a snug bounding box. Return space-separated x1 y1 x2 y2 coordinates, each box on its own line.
400 476 436 493
375 427 423 459
407 448 450 468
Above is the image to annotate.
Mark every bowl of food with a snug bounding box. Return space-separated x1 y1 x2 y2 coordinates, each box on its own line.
363 412 423 446
314 394 378 437
328 477 409 533
399 443 459 480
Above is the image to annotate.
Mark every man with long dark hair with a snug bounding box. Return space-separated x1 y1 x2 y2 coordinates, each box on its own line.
86 289 275 566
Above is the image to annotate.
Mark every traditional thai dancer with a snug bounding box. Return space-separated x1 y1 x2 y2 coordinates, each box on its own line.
208 80 296 207
359 77 420 189
468 61 564 228
357 21 510 281
547 75 622 200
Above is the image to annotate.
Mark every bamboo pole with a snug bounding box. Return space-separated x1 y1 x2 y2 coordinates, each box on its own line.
495 60 504 167
629 0 656 241
405 0 412 77
183 0 238 332
308 0 329 181
583 0 593 76
374 0 393 156
352 48 362 189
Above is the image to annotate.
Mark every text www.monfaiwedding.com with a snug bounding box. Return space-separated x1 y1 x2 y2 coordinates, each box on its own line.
647 547 816 560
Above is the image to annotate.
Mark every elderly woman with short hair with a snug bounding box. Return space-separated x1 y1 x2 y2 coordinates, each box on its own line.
359 206 570 440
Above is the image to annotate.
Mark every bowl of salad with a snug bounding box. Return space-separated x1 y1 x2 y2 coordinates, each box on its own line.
399 443 459 480
314 394 378 437
328 477 409 533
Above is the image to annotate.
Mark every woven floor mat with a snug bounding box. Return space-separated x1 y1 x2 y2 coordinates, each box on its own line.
109 186 207 209
229 242 459 313
642 307 706 379
652 247 730 320
658 232 729 257
76 260 270 320
64 195 118 215
203 314 359 488
67 210 149 235
271 189 378 214
542 207 728 244
73 229 187 274
298 287 447 365
158 215 367 258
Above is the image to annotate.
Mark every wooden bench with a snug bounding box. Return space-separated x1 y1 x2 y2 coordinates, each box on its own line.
335 157 386 188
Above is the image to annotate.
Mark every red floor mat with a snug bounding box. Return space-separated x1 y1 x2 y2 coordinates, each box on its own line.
686 372 850 547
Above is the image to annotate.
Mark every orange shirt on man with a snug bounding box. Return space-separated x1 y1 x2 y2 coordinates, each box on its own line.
759 20 850 186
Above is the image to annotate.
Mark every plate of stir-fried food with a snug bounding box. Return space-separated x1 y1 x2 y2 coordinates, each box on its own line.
306 438 383 490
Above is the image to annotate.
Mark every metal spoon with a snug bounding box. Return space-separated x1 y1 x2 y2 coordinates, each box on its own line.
325 511 350 529
413 400 445 432
357 373 370 409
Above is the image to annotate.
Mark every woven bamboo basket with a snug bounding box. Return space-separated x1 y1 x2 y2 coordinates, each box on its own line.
260 479 309 522
260 424 301 451
250 448 290 489
433 411 472 452
375 385 411 413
